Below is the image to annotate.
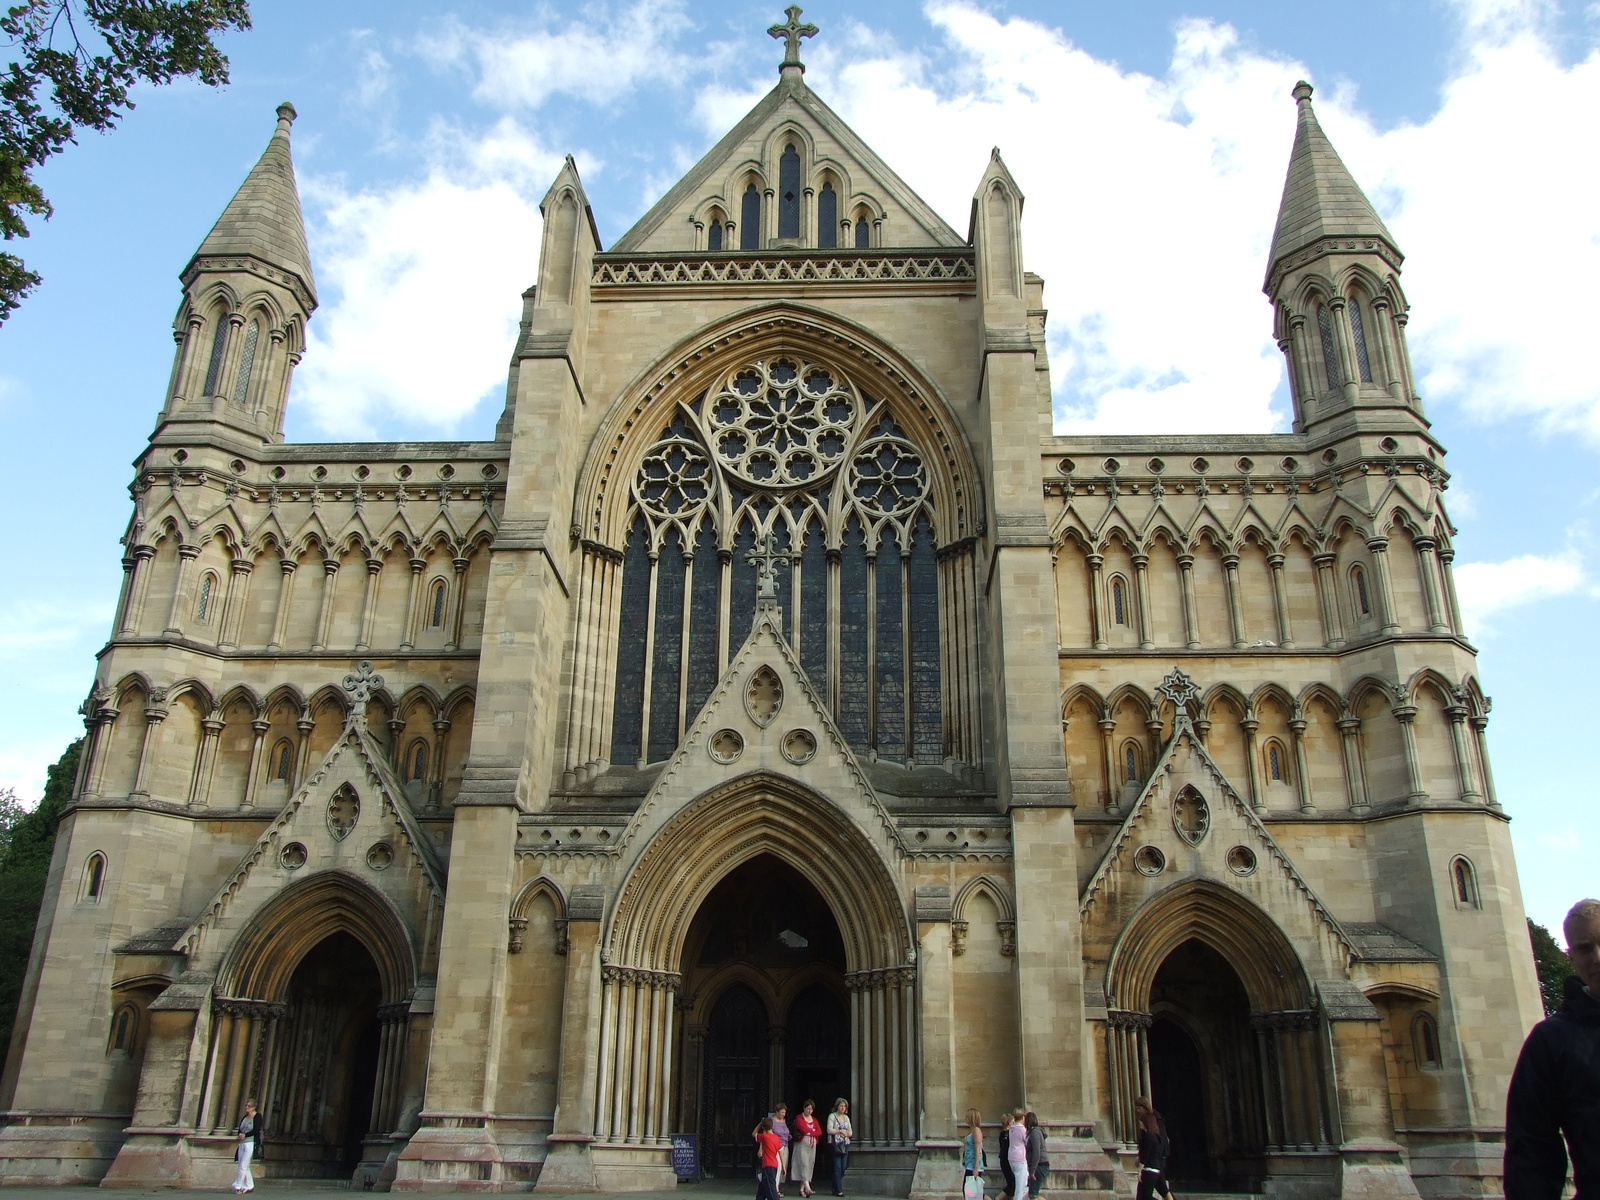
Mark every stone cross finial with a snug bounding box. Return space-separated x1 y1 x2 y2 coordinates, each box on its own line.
768 5 818 71
1156 668 1200 722
745 532 791 604
343 660 385 707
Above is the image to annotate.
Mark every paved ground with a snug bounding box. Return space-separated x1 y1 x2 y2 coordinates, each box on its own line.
0 1181 1249 1199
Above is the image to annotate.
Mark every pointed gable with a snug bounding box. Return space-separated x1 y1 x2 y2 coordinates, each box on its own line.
1266 82 1399 287
189 102 317 303
612 605 904 871
611 72 962 253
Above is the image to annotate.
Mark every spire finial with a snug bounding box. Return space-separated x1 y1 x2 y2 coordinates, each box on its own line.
768 5 818 74
1291 80 1314 105
275 101 297 134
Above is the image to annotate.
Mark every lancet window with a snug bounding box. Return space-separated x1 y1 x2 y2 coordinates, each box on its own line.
1348 299 1373 382
817 182 837 247
741 184 762 250
1316 305 1341 390
232 318 260 406
603 354 967 772
778 144 801 238
202 316 229 397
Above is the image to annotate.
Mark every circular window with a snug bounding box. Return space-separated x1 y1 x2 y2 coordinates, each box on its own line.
709 728 745 764
781 728 818 765
705 358 860 489
1227 845 1258 876
366 842 394 871
279 841 307 871
1134 845 1167 877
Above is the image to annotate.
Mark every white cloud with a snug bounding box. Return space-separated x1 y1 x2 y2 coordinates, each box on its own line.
1452 550 1584 636
1541 827 1581 851
422 2 689 112
294 118 564 437
767 0 1600 438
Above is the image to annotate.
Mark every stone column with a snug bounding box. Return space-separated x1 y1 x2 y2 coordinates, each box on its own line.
79 707 118 799
1131 554 1155 649
1445 702 1483 803
311 557 339 652
218 558 253 650
1289 716 1313 814
1086 554 1107 650
117 546 156 636
1366 539 1402 635
446 556 469 651
1371 296 1404 401
1312 553 1344 646
1414 537 1451 634
356 557 382 651
129 695 168 798
1222 554 1247 648
1267 553 1295 647
1470 715 1500 811
242 718 269 808
910 887 958 1200
1438 549 1465 633
293 709 315 786
1328 296 1359 404
266 558 297 651
164 543 201 636
399 556 426 651
1241 717 1263 813
188 713 225 806
1337 717 1369 813
1099 715 1118 815
1392 701 1428 804
1176 554 1200 648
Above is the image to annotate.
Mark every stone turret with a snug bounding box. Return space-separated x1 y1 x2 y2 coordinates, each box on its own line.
158 102 316 443
1265 82 1424 437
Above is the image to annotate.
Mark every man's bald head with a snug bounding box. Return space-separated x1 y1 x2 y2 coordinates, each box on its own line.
1565 900 1600 994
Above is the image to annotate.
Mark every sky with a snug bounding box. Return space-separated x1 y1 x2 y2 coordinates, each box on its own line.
2 0 1598 940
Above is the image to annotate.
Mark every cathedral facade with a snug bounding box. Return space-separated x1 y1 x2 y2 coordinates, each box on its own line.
0 19 1542 1200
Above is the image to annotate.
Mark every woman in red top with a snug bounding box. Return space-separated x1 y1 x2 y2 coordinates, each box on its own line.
790 1100 823 1197
755 1116 783 1200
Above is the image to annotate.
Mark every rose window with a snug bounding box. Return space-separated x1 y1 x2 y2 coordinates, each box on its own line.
849 438 927 516
636 437 712 517
705 357 858 488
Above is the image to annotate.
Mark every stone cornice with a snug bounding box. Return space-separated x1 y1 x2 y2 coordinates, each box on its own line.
590 249 976 295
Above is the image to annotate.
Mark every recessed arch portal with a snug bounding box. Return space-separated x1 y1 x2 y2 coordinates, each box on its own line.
593 775 916 1150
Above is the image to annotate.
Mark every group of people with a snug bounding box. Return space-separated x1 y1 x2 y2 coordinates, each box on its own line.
960 1109 1050 1200
753 1098 853 1200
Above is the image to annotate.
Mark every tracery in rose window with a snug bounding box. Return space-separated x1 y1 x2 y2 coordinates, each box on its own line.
607 354 952 771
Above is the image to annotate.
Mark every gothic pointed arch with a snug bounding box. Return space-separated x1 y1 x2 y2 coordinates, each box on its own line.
1106 878 1309 1013
606 771 912 975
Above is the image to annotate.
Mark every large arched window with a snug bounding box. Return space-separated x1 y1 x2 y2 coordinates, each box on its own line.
610 356 945 770
1316 304 1342 390
195 571 218 624
778 143 801 238
740 183 761 250
232 317 261 406
1451 856 1481 909
202 312 230 396
1351 565 1372 617
430 579 448 628
817 181 838 248
83 852 107 902
272 739 294 783
1348 297 1374 382
1413 1012 1440 1068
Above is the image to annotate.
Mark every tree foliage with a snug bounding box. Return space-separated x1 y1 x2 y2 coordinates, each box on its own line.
1 0 251 323
0 739 80 1053
1528 917 1575 1017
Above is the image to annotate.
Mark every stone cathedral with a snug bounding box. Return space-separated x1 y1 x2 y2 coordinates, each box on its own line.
0 15 1543 1200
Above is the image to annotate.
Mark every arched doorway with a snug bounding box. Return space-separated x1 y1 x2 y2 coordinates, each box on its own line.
1103 881 1331 1191
683 855 850 1174
1147 940 1257 1187
265 932 383 1177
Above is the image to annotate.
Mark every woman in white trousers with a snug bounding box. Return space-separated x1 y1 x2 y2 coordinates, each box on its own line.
233 1098 258 1193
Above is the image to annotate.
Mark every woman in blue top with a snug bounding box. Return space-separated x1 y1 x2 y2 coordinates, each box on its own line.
962 1108 985 1198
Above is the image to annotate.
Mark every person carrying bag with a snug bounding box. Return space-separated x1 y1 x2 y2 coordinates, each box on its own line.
962 1109 986 1200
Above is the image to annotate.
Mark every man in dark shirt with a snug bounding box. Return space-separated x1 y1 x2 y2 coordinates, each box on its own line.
1505 898 1600 1199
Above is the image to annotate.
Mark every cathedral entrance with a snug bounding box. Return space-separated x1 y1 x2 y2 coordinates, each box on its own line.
1146 939 1260 1189
263 932 383 1178
683 855 849 1176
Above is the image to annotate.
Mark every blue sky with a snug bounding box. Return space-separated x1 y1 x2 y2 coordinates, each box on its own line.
2 0 1597 937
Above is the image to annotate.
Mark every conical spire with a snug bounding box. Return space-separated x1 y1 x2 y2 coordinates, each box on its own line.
1266 82 1398 287
189 102 316 302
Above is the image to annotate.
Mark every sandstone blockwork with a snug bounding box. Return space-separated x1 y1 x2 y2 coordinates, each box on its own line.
0 23 1538 1200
